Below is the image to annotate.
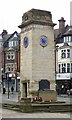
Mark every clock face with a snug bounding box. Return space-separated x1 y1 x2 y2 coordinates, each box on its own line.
40 35 48 47
24 37 28 48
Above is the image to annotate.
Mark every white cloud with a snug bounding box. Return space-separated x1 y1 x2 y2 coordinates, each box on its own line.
0 0 71 33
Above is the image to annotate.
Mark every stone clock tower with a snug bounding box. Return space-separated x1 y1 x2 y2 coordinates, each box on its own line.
19 9 56 99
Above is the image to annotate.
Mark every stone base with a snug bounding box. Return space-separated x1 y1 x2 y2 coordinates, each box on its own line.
20 98 31 103
39 90 57 102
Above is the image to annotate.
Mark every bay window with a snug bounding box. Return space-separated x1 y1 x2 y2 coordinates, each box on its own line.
62 63 66 73
67 63 70 73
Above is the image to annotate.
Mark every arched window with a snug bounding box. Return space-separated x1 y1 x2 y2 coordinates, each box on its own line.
61 50 66 58
67 49 70 58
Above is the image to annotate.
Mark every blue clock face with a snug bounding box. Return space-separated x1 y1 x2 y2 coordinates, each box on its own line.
24 37 28 48
40 36 47 47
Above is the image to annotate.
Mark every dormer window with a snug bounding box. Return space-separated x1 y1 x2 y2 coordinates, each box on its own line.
9 40 18 47
64 36 71 42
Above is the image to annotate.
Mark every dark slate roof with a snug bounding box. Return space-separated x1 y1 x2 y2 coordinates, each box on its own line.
3 34 11 41
3 31 20 47
55 25 72 43
0 33 11 42
63 27 72 36
6 31 20 41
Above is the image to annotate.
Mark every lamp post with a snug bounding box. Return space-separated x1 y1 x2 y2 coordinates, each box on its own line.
1 68 4 92
55 45 59 94
7 73 9 99
14 63 18 92
14 69 17 92
6 72 10 99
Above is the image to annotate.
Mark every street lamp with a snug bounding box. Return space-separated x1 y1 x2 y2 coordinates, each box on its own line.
14 69 17 92
14 62 18 92
6 72 11 99
7 73 9 99
55 45 59 94
1 68 4 90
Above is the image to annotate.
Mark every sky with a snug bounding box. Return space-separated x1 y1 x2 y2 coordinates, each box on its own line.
0 0 71 34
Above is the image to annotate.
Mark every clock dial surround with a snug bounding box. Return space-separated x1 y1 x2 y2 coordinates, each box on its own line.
24 37 28 48
40 35 48 47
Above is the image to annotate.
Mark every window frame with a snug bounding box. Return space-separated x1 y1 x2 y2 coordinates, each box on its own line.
61 49 66 59
6 52 15 60
67 49 70 58
67 63 70 73
62 63 66 73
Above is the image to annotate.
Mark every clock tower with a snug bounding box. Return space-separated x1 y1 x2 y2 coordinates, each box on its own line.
19 9 56 100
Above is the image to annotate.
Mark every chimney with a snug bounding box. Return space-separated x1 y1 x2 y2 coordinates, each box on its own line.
2 29 8 39
58 17 66 34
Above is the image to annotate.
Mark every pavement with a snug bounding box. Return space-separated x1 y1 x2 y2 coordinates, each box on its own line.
0 91 18 103
0 91 71 104
0 91 72 119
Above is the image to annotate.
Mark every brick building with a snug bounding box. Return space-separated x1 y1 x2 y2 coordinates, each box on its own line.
1 30 20 91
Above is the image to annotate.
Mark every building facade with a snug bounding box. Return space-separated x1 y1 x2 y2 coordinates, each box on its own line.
0 34 3 91
1 30 20 91
19 9 56 99
55 17 72 94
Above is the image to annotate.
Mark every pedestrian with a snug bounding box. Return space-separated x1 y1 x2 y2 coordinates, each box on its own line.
61 84 64 94
11 86 14 94
3 86 6 94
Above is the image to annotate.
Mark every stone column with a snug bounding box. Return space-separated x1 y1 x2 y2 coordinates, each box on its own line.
20 83 24 98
